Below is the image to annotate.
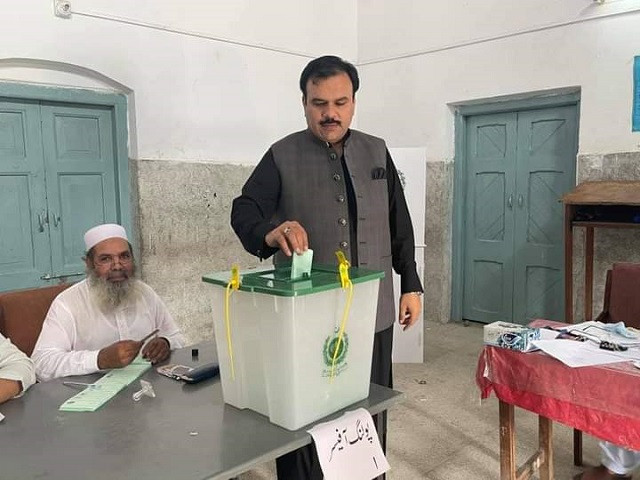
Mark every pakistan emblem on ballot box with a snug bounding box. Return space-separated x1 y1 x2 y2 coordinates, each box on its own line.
322 329 349 377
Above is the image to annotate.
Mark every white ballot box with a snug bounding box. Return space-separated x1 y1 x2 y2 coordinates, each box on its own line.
203 264 383 430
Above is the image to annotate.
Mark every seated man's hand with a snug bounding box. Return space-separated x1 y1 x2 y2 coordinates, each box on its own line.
0 378 22 404
97 340 143 370
141 337 170 364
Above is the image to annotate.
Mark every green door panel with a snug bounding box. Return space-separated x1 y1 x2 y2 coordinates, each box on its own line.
462 112 517 323
512 106 578 323
40 103 118 280
0 100 51 290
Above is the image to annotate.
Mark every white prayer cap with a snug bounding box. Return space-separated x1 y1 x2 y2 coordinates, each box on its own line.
84 224 129 251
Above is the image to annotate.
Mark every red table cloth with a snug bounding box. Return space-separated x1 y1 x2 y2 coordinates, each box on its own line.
476 344 640 450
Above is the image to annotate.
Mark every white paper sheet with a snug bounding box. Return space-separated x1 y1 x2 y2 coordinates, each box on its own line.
538 328 562 340
532 339 640 368
564 321 640 347
308 408 390 480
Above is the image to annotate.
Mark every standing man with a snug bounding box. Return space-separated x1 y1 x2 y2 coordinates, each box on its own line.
231 55 423 479
32 224 185 381
0 333 35 404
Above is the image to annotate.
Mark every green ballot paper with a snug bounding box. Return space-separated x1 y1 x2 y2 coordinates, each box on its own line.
291 248 313 280
59 356 152 412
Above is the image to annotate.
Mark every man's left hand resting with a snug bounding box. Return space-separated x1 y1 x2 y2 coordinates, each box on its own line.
142 337 170 364
398 294 422 331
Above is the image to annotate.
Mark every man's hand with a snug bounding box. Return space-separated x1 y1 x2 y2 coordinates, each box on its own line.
0 378 22 404
141 337 171 364
97 340 142 370
398 293 422 331
265 221 309 257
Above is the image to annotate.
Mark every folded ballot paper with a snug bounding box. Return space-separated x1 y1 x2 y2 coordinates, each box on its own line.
483 321 540 352
291 248 313 280
59 357 151 412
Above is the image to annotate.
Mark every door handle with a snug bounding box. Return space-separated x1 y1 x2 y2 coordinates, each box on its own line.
41 272 84 281
37 211 49 232
52 213 61 227
507 194 513 209
518 194 524 208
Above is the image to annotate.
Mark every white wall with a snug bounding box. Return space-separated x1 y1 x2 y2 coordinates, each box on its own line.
1 0 357 164
357 0 640 157
4 1 638 163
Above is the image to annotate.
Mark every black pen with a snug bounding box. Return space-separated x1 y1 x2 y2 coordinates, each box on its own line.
140 328 160 343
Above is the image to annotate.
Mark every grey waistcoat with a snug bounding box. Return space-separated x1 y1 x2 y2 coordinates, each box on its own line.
271 129 394 332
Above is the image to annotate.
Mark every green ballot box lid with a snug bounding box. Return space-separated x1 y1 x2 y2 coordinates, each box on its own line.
202 264 384 297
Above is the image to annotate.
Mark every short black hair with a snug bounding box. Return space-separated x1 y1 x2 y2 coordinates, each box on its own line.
299 56 359 100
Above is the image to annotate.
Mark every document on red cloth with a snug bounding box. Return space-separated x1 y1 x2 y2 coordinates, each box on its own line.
532 338 640 368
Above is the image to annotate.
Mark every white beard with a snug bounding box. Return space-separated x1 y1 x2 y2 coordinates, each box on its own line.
87 269 142 310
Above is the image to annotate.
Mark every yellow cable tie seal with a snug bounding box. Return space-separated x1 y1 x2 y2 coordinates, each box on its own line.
335 250 351 289
224 265 241 380
331 251 353 381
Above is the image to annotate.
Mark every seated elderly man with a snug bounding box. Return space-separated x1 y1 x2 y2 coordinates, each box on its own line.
577 444 640 479
0 333 35 404
32 224 184 381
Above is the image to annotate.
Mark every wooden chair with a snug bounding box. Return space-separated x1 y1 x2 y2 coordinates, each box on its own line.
0 284 71 356
574 262 640 465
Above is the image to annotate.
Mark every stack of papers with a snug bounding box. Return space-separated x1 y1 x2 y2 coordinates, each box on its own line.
532 321 640 368
59 382 126 412
532 339 640 368
59 357 151 412
563 321 640 348
98 358 152 385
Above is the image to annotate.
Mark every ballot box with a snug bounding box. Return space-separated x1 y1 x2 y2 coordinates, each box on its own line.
202 264 383 430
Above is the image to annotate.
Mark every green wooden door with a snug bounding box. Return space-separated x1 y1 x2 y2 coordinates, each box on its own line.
463 105 577 325
512 106 577 323
0 99 52 290
41 103 118 280
463 112 518 323
0 98 121 291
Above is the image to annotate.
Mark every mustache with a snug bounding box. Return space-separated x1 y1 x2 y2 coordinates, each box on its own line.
107 270 129 280
320 118 341 126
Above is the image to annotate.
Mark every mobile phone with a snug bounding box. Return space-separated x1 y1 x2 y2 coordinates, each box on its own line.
179 362 220 384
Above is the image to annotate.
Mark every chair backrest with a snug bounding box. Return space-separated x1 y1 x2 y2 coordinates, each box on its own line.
0 284 72 356
597 262 640 329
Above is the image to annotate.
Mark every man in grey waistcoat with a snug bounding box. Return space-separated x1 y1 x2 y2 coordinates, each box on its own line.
231 55 423 480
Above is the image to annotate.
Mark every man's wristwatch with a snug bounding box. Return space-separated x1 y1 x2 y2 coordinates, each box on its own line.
405 291 423 297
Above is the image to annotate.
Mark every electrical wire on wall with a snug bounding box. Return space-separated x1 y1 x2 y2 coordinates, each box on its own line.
52 0 317 60
52 1 640 66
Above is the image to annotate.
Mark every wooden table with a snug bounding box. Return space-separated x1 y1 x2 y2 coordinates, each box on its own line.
562 181 640 464
563 180 640 324
477 344 640 480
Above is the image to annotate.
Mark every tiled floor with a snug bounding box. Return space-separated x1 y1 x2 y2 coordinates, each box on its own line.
241 320 626 479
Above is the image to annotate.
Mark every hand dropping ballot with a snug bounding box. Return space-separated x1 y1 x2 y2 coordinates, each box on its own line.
308 408 390 480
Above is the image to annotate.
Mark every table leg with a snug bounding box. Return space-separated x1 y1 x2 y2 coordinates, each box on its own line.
574 428 583 466
585 227 594 322
539 416 553 480
499 400 516 480
564 204 574 323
